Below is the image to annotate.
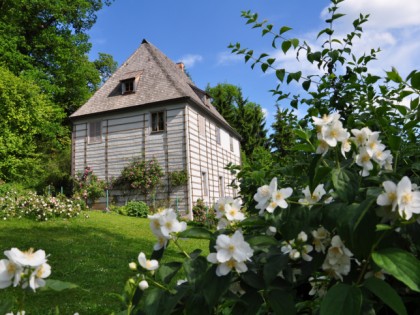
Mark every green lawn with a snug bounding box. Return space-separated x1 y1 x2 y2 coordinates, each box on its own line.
0 211 209 314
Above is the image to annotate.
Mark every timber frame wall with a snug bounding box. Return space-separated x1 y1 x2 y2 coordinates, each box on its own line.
72 101 241 217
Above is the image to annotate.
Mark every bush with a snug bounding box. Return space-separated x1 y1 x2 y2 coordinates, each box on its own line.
72 166 106 207
192 199 216 228
123 201 149 218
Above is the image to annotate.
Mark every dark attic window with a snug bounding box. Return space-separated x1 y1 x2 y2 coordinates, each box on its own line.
121 78 135 94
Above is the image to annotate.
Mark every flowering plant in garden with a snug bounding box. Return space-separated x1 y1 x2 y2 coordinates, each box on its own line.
73 166 105 207
115 1 420 314
0 190 82 221
0 247 77 314
114 157 163 197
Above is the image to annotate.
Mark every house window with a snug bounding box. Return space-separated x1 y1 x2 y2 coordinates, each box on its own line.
198 115 206 136
151 111 165 132
216 127 221 145
202 172 208 196
218 176 224 197
230 136 234 152
121 78 135 94
88 121 102 144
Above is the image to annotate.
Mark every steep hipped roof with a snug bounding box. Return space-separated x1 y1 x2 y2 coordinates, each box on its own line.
71 40 240 138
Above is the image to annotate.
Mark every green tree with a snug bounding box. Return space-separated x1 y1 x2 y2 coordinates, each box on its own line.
269 106 298 159
0 0 114 115
206 83 269 157
0 66 67 186
94 52 119 86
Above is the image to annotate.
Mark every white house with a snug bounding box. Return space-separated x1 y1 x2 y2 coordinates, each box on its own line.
70 40 241 218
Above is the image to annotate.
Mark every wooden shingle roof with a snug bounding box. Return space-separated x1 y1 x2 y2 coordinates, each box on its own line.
71 39 240 138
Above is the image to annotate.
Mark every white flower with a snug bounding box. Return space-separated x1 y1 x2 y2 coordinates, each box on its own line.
0 259 19 288
214 197 235 219
148 209 187 244
321 120 348 147
298 184 326 207
4 248 47 267
312 226 331 253
5 311 25 315
301 245 313 262
297 231 308 242
224 203 245 222
28 263 51 291
216 218 229 230
139 280 149 291
322 235 353 281
308 276 328 297
396 176 420 220
128 262 137 270
266 226 277 236
207 230 253 276
377 181 398 212
316 140 330 156
265 187 293 213
176 279 187 286
365 131 385 157
340 133 352 157
254 177 277 210
351 127 372 147
214 231 253 263
372 149 391 167
138 252 159 271
355 147 373 176
312 112 340 127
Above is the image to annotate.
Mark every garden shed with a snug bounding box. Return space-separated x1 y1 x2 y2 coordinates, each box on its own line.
70 39 241 218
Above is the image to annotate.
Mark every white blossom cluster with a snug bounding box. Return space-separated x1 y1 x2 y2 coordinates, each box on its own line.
281 231 314 261
253 177 293 216
312 113 393 176
377 176 420 220
0 248 51 292
148 208 187 250
207 230 254 277
214 197 245 229
0 191 82 221
321 235 353 281
298 184 333 208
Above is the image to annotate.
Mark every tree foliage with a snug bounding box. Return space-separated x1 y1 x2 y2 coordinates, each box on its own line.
0 66 67 186
206 83 269 157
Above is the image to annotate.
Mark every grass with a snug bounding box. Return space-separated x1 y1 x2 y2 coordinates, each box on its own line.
0 211 209 314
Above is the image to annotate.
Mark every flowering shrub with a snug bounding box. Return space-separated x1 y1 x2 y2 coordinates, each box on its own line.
192 199 216 228
115 1 420 314
114 158 163 197
73 166 105 207
0 190 82 221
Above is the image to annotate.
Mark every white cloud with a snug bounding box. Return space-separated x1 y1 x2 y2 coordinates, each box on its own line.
261 107 269 118
216 51 243 65
179 54 203 68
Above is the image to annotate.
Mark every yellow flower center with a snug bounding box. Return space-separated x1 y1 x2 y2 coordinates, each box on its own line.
228 245 235 253
361 154 370 163
219 204 225 212
165 222 172 229
329 129 338 138
229 209 236 217
401 193 412 204
226 260 236 268
145 260 152 269
7 262 16 274
275 192 283 200
36 265 45 278
388 192 396 202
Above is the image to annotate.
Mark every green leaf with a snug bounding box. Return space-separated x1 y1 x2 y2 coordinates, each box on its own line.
44 279 79 291
364 277 407 315
302 80 311 91
280 26 292 35
372 248 420 292
276 69 286 82
410 71 420 90
376 224 392 231
320 284 362 315
246 235 278 248
386 67 403 83
157 262 182 284
263 253 288 285
282 40 292 54
387 134 402 151
183 256 208 286
290 143 314 152
202 266 232 308
238 216 266 227
267 290 296 315
290 38 299 48
178 227 213 240
261 63 269 73
331 168 359 203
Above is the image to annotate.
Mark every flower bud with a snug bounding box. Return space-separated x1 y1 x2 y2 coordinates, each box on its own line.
128 262 137 270
139 280 149 291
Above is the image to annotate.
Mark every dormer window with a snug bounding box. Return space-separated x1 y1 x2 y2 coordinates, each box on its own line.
121 78 135 94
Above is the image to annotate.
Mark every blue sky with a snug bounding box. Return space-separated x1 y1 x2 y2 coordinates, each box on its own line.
88 0 420 131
